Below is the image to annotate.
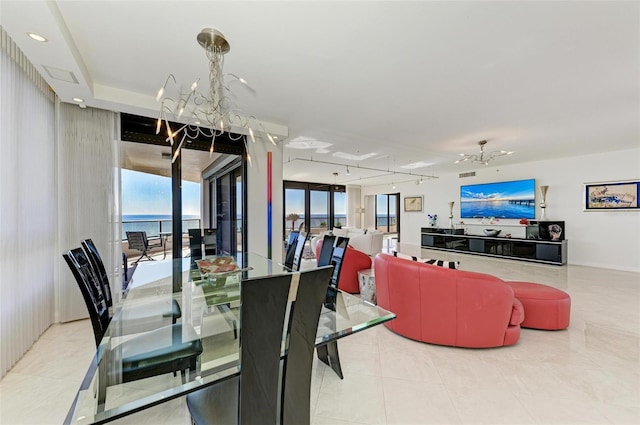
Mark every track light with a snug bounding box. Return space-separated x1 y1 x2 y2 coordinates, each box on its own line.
346 165 351 175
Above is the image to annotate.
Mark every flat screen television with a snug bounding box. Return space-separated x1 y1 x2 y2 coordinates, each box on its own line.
460 179 536 219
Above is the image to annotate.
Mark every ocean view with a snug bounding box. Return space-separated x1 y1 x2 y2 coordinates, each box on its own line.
122 214 200 239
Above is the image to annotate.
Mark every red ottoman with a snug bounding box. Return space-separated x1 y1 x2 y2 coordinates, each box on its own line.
506 281 571 330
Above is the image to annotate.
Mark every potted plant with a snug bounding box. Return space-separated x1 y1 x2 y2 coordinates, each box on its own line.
334 221 342 229
320 221 327 228
285 213 300 230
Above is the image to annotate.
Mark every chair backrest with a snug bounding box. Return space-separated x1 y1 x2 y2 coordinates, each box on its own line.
63 248 110 347
203 228 217 256
329 237 349 289
281 266 333 425
284 231 300 269
317 234 336 267
325 237 349 307
237 266 333 425
292 232 310 272
81 238 112 308
286 230 299 248
126 231 147 251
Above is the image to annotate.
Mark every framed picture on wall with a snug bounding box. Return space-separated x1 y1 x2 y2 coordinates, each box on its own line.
584 180 639 211
404 196 423 212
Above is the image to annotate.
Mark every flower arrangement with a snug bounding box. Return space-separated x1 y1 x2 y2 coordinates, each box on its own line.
427 214 438 227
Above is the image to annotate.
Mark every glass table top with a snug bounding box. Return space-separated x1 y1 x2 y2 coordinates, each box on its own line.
66 253 395 424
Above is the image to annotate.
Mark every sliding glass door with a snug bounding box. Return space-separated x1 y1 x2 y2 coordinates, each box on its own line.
375 193 399 234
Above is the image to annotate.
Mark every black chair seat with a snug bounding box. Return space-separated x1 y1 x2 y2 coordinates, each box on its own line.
121 324 202 382
186 375 239 425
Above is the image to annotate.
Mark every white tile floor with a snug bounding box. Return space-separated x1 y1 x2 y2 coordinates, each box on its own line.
1 246 639 425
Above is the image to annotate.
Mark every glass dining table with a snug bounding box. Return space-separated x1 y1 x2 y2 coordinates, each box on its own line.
65 253 395 424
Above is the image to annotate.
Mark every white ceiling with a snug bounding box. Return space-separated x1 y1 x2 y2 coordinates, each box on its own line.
2 1 638 187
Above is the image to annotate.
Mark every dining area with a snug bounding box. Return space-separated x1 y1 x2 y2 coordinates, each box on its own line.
62 243 396 425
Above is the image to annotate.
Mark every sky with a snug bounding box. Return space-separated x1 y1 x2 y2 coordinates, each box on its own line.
121 169 201 216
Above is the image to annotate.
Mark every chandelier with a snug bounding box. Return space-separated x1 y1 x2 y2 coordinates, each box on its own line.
155 28 276 164
454 140 514 165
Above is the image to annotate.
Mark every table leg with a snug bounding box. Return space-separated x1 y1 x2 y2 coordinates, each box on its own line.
316 341 343 379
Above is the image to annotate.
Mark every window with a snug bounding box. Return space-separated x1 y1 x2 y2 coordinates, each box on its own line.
283 181 346 239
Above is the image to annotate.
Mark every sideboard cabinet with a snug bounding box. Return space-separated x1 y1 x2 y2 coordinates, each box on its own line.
420 228 567 265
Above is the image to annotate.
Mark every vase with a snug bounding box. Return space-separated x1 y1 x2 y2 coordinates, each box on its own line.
539 185 549 220
429 220 437 227
448 201 455 229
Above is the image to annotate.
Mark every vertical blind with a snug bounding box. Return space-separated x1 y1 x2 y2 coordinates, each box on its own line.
0 28 56 378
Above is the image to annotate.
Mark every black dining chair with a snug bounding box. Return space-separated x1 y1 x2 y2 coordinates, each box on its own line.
291 231 310 272
317 236 349 379
185 266 333 425
82 238 181 323
63 248 203 383
283 230 300 269
126 231 158 264
317 234 336 267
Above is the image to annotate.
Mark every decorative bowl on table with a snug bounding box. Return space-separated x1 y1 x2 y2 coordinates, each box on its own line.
196 256 238 275
483 229 502 237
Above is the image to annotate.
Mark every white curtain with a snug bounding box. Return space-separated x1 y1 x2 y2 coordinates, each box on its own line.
346 185 362 228
0 28 56 378
57 104 120 322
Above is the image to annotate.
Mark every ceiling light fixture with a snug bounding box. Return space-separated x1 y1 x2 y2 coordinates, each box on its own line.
27 32 47 42
155 28 276 164
72 97 84 103
288 158 438 181
454 140 514 165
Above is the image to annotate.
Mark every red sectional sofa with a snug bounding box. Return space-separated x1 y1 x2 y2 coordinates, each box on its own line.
315 240 371 294
374 253 524 348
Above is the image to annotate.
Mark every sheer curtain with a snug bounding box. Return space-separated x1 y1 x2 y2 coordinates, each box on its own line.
57 103 120 322
0 28 56 377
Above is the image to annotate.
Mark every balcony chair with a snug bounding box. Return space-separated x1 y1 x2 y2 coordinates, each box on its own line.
82 238 181 322
126 231 160 264
203 228 217 256
186 266 333 425
63 248 202 383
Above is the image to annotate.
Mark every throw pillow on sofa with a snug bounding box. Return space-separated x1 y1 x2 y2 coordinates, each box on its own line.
392 251 460 269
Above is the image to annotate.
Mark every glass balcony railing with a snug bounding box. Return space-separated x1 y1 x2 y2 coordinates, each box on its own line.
122 219 201 240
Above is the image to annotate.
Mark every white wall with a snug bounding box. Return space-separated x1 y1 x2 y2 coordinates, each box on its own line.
362 148 640 272
246 141 284 263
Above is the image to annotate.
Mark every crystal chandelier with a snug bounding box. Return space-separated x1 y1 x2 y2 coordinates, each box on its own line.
454 140 514 165
155 28 276 164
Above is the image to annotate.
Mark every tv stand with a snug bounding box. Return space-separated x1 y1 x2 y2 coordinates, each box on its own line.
420 228 567 265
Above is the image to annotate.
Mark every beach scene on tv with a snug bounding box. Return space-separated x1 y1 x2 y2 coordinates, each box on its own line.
460 179 536 219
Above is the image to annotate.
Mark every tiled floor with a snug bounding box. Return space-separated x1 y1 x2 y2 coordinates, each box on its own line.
1 245 638 425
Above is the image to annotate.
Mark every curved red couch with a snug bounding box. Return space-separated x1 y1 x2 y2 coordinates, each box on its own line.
316 240 371 294
374 253 523 348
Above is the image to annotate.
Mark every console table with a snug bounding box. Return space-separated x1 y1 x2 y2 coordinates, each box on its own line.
421 228 567 265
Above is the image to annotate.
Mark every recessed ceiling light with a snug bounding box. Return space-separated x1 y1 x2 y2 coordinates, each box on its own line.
27 32 47 42
72 97 84 103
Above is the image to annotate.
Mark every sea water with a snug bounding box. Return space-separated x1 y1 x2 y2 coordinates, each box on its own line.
460 201 534 219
